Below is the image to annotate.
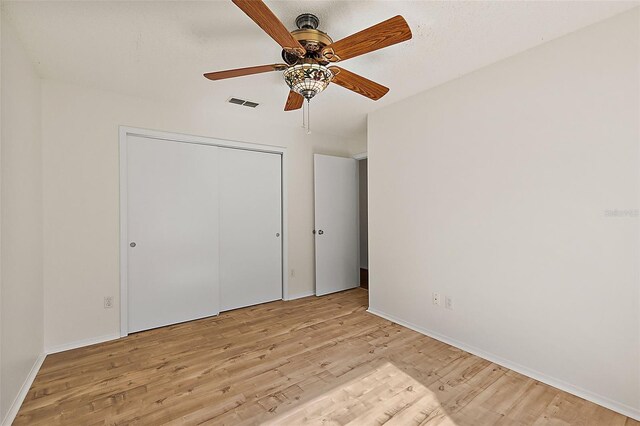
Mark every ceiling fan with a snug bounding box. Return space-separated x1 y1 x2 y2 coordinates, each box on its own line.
204 0 412 132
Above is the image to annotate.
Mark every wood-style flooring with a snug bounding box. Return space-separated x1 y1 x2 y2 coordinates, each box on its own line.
15 288 638 425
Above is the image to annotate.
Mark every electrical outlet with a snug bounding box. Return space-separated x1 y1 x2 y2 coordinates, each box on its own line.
104 296 113 309
445 296 454 310
432 292 440 306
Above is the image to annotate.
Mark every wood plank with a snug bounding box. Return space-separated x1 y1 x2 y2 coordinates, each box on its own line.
13 288 635 425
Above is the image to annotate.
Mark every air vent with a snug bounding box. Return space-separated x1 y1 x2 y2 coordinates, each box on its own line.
227 97 259 108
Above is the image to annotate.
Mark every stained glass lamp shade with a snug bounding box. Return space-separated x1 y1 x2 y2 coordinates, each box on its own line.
283 64 333 100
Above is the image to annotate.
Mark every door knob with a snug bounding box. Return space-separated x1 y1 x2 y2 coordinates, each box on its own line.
130 242 136 247
318 230 324 235
276 233 280 237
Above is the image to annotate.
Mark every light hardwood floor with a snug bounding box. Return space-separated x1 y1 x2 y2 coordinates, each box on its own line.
15 288 637 425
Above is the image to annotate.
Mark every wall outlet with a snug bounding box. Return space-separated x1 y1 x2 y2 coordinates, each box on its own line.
445 296 454 310
432 292 440 306
104 296 113 309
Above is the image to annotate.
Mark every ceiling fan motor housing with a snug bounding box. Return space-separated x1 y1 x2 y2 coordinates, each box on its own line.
295 13 319 30
282 14 334 65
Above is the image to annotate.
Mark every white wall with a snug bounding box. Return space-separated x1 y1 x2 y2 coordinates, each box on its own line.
368 8 639 419
0 17 44 423
41 79 358 351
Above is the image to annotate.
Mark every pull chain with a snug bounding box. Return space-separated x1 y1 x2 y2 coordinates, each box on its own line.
306 99 311 134
302 100 306 128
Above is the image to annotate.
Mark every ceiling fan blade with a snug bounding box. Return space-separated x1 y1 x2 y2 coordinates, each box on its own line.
284 91 304 111
321 15 411 62
329 67 389 100
232 0 306 57
204 64 287 81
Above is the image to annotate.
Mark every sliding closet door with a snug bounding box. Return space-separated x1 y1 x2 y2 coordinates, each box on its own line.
127 136 220 333
219 148 282 311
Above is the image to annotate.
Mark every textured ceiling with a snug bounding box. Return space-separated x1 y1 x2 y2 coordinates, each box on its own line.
2 1 638 140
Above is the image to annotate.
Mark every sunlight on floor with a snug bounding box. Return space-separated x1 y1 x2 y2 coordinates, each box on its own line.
264 362 457 425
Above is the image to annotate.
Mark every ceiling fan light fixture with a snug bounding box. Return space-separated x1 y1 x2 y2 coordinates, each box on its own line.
283 63 333 101
205 1 412 134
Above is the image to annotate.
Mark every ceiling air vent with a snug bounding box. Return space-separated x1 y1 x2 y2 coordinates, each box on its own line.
227 97 259 108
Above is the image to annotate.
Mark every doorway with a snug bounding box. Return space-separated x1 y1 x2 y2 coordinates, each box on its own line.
313 154 359 296
358 158 368 289
308 153 369 296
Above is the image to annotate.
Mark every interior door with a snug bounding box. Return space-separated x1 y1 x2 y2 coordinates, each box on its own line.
219 148 282 311
314 154 359 296
127 136 220 333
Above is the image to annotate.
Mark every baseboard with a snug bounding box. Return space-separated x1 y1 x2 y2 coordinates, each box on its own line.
366 308 640 421
45 332 121 355
286 290 316 301
1 353 46 426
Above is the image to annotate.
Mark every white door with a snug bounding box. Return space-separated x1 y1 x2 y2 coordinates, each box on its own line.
219 148 282 311
314 154 359 296
127 136 220 333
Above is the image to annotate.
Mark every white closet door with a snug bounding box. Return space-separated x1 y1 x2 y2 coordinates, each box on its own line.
314 154 359 296
127 136 220 333
219 148 282 311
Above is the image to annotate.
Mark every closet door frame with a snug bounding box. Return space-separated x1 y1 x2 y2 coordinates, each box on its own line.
118 126 289 338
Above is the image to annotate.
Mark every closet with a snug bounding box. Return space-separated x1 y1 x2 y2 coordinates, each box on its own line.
124 134 282 333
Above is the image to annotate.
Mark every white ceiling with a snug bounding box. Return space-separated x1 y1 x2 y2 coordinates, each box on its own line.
2 1 637 140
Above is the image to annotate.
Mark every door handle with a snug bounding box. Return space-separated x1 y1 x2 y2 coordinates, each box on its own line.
130 242 136 247
318 230 324 235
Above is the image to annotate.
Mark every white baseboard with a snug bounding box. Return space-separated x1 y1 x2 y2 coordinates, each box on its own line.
366 308 640 421
1 353 46 426
286 290 316 301
45 332 121 355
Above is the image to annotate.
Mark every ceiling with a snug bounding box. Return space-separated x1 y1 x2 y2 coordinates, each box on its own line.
2 1 637 140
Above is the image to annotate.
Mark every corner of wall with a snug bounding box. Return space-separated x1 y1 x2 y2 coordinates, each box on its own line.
0 354 45 426
0 13 46 424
